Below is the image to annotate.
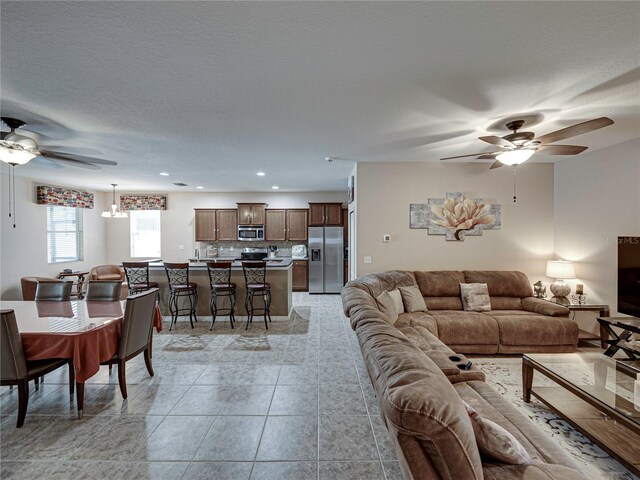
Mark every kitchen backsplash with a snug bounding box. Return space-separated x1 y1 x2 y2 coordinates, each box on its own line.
197 240 304 258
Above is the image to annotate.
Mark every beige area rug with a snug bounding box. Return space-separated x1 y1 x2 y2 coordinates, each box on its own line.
473 357 639 480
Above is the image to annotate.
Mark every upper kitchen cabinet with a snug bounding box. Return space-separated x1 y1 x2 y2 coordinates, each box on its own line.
265 209 287 241
308 203 343 226
194 209 216 242
216 209 238 241
287 209 308 241
237 203 266 225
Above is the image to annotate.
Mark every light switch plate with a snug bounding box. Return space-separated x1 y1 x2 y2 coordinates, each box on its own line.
179 245 185 250
364 256 372 264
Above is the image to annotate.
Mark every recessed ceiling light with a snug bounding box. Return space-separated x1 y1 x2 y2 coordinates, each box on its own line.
271 185 279 190
159 172 170 176
256 172 266 176
196 186 204 190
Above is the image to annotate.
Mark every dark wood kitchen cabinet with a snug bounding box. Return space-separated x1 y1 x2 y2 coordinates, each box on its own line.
308 203 343 226
265 209 287 241
237 203 266 225
216 209 238 241
194 209 217 242
292 260 308 291
287 209 308 241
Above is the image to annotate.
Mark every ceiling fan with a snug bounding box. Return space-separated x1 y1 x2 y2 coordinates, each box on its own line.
440 116 614 169
0 117 117 170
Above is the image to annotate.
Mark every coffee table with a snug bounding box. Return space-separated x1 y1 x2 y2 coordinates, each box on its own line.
522 353 640 474
597 316 640 360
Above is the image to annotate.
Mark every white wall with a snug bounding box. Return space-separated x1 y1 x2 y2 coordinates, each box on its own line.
554 138 640 316
0 172 109 300
106 191 346 264
355 162 556 281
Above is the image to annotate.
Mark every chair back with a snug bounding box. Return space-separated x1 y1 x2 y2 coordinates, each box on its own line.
1 310 27 381
90 265 125 281
86 281 121 301
122 262 151 290
164 262 190 286
242 261 267 286
206 261 232 287
20 277 61 301
35 280 73 301
118 288 158 359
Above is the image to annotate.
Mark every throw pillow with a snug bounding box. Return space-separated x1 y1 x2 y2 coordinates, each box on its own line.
388 289 404 315
399 286 428 312
376 290 399 325
460 283 491 312
462 400 532 465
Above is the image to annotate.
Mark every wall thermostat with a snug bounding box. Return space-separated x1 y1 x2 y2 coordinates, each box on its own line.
383 234 391 243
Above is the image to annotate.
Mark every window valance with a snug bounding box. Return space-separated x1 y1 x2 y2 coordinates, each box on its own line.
119 195 167 211
36 185 94 209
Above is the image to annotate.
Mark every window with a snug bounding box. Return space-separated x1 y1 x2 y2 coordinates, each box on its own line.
130 210 161 258
47 206 84 263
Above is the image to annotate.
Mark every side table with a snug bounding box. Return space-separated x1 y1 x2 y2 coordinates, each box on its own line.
57 270 90 299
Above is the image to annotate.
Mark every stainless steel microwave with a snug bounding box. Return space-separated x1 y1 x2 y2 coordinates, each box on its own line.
238 225 264 241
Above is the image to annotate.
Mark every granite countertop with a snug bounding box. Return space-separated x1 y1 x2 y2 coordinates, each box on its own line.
149 258 293 269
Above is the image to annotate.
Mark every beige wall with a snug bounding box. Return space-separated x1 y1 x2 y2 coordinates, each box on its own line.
554 138 640 316
355 162 555 281
106 191 346 264
0 173 109 300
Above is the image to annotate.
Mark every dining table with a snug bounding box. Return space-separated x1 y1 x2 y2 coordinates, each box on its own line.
0 298 163 418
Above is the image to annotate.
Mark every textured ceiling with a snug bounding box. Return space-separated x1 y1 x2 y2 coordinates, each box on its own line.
1 1 638 192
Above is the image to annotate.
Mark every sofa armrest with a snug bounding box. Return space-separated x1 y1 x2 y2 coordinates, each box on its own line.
521 297 570 317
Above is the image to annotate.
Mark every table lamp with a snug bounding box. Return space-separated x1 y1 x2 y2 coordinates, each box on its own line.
545 260 576 303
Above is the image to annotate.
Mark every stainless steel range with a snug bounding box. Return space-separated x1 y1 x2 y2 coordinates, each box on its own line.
236 247 268 261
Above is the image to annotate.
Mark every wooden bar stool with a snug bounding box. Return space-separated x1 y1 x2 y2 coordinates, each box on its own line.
242 261 271 330
164 262 198 330
206 261 237 330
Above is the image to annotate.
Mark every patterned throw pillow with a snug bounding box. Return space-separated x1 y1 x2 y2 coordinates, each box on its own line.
462 400 533 465
460 283 491 312
399 286 428 312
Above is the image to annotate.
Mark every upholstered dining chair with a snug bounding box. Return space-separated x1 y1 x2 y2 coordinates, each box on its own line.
122 262 159 295
1 309 74 428
20 277 63 301
85 281 122 302
90 265 125 282
34 280 73 301
101 288 158 399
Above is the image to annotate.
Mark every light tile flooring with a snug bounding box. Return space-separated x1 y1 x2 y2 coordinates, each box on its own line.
0 294 402 480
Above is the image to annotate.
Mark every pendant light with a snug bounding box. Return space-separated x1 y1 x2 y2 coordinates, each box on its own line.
102 184 128 218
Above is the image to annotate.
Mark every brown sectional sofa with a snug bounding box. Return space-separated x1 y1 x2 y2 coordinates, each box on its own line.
342 270 586 480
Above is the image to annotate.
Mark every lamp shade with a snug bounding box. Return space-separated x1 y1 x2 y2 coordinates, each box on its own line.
496 149 536 166
546 260 576 279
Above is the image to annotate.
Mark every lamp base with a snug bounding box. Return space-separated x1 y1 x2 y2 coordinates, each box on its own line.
551 296 571 306
549 279 571 298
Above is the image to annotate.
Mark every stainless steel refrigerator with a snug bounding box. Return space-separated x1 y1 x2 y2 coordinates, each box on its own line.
308 226 344 293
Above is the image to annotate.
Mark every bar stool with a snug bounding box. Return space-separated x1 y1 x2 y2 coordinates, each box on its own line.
164 262 198 330
206 261 237 330
122 262 159 294
242 261 271 330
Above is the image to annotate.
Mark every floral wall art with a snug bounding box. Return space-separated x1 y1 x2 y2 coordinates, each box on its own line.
410 192 501 241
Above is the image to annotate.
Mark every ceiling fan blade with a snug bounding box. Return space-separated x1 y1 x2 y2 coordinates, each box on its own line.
537 144 588 155
479 136 514 148
477 154 498 160
441 151 497 161
39 150 117 166
31 157 64 169
489 160 505 170
39 146 104 156
38 156 101 170
534 117 614 144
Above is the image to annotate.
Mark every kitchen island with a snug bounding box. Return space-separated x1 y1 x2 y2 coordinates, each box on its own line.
147 259 293 319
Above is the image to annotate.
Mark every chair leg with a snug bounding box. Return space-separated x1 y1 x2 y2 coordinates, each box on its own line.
168 291 177 331
76 382 85 419
245 290 252 330
34 376 39 391
188 291 195 329
144 348 154 377
16 379 29 428
230 290 236 329
117 360 128 399
108 365 113 375
193 289 198 322
68 363 75 396
263 292 269 330
266 290 272 323
209 290 217 330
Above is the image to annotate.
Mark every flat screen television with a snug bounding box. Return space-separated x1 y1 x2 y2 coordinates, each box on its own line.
618 236 640 317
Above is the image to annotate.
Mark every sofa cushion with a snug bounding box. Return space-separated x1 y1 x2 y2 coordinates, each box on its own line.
399 286 428 312
415 270 465 297
425 296 463 310
483 464 589 480
460 283 491 312
488 297 523 310
430 311 500 347
485 313 578 346
463 271 534 298
395 312 438 336
376 291 400 325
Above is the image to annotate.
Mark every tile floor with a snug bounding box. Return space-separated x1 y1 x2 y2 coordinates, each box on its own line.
0 294 402 480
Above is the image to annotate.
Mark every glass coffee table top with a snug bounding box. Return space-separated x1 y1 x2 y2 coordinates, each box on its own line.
524 352 640 426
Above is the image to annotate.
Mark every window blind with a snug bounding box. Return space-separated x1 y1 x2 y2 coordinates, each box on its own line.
47 206 84 263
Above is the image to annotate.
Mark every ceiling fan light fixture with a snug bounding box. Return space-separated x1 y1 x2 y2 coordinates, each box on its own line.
496 149 536 166
0 146 36 165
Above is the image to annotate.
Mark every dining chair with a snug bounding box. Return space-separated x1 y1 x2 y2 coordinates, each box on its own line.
85 280 122 302
1 309 74 428
20 277 62 301
90 265 125 282
100 288 158 399
164 262 198 330
242 261 272 330
122 262 159 295
206 261 237 330
34 280 73 301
